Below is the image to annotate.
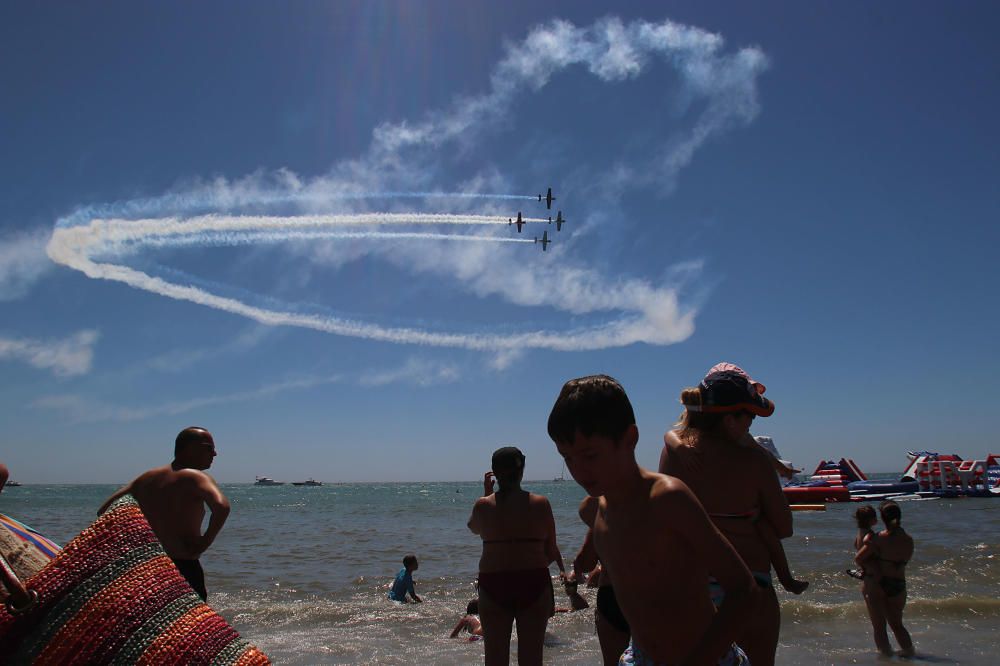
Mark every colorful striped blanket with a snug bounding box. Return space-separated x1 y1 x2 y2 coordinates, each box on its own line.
0 495 269 664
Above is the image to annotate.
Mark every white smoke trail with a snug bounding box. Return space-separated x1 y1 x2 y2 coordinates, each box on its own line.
57 191 538 228
45 213 676 352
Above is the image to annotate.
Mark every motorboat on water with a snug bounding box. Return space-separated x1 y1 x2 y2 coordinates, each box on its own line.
4 481 22 487
254 476 284 486
292 478 323 486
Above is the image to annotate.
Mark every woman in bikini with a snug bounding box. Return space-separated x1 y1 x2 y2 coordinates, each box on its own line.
659 362 793 666
467 446 566 666
855 500 915 657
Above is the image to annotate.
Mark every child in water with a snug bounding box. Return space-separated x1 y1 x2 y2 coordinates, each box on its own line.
847 505 878 581
449 598 483 640
388 554 422 603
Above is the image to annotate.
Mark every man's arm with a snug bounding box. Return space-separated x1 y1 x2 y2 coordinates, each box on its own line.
98 483 134 514
0 462 8 493
191 473 230 555
663 483 756 666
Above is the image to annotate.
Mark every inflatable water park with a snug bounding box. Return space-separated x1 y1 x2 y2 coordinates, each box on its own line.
782 451 1000 504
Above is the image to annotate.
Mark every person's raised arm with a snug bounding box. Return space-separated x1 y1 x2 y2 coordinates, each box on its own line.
663 482 756 666
98 482 134 514
191 472 230 555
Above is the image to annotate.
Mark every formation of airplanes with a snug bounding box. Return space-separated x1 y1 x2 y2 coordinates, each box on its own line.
509 187 564 251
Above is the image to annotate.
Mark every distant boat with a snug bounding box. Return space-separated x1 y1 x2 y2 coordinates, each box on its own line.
254 476 284 486
292 478 323 486
5 480 22 487
553 462 566 482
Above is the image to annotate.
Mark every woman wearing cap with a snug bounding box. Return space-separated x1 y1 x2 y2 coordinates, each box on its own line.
855 500 915 657
467 446 566 666
658 363 793 666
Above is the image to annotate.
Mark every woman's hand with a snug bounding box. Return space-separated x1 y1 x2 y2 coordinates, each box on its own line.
483 471 496 497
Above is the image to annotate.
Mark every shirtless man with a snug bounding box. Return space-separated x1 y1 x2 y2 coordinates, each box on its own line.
98 426 230 600
549 375 755 665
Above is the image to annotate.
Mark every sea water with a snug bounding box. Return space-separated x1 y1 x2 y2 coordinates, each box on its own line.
2 481 998 665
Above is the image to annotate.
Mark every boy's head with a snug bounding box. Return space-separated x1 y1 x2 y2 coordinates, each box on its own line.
547 375 638 496
854 505 877 529
466 598 479 615
403 554 418 571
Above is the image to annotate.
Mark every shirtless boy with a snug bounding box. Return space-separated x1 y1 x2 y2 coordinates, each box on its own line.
98 426 230 600
548 375 756 665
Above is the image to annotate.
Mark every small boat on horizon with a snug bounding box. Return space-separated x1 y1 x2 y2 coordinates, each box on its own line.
254 476 284 486
292 478 323 486
5 480 22 487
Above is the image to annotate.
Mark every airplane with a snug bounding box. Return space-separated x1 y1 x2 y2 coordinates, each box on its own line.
534 230 551 251
537 187 556 209
508 211 525 232
547 210 565 232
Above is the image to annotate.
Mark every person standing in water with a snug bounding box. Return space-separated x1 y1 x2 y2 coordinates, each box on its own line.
467 446 565 666
659 362 800 666
98 426 230 601
856 500 915 657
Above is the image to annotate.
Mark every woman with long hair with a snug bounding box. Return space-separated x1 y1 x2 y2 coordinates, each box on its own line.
658 362 792 666
467 447 565 666
855 500 915 657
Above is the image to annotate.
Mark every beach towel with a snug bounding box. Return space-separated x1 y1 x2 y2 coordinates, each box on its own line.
0 495 269 664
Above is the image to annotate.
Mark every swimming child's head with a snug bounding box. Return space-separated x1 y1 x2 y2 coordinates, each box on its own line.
403 554 418 571
466 598 479 615
879 500 902 529
854 505 877 529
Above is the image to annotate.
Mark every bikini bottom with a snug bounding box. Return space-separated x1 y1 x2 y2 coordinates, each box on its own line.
478 568 552 613
879 576 906 598
618 639 749 666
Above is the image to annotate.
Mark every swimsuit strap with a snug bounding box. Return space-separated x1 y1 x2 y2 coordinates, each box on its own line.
482 537 546 545
708 508 759 521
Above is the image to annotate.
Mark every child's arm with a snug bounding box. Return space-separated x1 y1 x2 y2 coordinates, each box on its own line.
408 577 422 603
449 617 469 638
666 484 756 665
756 517 809 593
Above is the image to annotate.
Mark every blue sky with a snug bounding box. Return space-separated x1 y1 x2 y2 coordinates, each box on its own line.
2 1 998 483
